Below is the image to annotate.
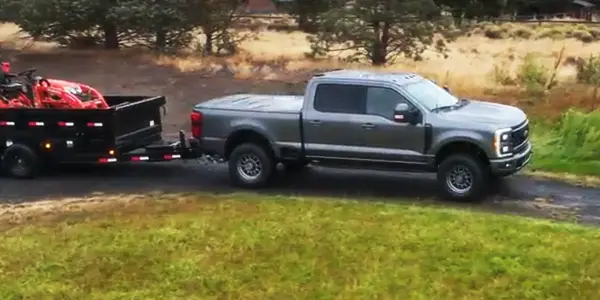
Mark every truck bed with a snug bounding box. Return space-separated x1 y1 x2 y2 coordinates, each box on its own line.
196 94 303 113
195 94 304 159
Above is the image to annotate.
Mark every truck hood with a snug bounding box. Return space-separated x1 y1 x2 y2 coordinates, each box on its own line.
440 99 526 128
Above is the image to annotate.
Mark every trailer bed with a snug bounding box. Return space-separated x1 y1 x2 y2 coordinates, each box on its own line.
0 95 200 177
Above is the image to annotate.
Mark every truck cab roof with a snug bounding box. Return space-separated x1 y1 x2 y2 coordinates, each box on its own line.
314 69 424 86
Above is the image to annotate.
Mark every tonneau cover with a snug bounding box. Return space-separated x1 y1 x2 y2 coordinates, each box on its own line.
196 94 303 113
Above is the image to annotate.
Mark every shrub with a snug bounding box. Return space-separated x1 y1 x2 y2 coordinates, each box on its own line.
490 63 516 85
535 27 566 39
499 23 514 32
509 25 534 39
538 110 600 161
576 55 600 85
571 29 594 43
517 53 550 93
470 27 483 35
483 25 506 39
559 110 600 159
589 28 600 39
533 110 600 175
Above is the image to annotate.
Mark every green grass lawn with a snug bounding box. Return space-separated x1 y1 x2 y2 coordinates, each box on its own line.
1 193 599 299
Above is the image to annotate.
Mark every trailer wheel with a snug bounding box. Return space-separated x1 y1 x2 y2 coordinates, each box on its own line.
228 143 275 189
2 144 39 179
437 154 488 202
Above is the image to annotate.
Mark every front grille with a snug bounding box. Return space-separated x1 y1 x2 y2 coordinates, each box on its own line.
511 120 529 153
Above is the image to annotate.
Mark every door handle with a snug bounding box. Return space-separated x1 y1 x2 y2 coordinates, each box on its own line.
309 120 322 126
361 123 376 129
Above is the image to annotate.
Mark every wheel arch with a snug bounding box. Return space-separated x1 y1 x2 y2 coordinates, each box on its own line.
434 140 490 169
224 129 275 160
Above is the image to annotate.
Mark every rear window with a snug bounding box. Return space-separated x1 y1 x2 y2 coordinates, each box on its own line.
313 83 366 114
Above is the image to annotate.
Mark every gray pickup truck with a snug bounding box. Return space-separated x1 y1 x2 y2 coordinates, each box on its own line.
191 70 532 201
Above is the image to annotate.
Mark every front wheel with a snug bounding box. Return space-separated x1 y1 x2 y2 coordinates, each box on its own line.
228 143 276 189
437 154 488 202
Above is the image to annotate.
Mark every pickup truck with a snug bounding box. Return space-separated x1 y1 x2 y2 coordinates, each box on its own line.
191 69 532 201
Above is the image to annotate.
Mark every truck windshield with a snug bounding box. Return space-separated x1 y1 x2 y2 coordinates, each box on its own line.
403 79 459 111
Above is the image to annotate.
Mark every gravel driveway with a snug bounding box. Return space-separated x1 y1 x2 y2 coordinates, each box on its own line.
1 161 599 224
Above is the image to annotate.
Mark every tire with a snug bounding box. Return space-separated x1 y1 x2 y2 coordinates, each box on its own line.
228 143 276 189
437 154 488 202
282 161 308 173
2 144 39 179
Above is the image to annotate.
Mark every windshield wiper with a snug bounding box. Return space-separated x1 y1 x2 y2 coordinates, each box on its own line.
432 99 470 112
431 105 456 112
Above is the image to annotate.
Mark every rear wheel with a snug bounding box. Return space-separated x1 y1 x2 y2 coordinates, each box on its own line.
228 143 276 189
437 154 488 202
2 144 39 178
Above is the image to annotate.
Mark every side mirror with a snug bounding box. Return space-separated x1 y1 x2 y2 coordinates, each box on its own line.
393 103 412 123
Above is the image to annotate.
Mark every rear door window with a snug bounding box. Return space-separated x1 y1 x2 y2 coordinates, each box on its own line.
313 83 366 114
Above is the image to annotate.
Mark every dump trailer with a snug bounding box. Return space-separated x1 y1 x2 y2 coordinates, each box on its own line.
0 95 200 178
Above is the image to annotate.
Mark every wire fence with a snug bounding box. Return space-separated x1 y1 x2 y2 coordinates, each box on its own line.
233 12 600 26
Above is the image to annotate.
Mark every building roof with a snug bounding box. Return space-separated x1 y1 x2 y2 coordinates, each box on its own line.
573 0 595 8
244 0 276 13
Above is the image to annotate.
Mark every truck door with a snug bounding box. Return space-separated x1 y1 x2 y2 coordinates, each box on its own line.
360 86 428 166
302 83 372 160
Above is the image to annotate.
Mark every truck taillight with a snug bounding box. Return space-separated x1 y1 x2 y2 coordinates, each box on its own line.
190 111 203 138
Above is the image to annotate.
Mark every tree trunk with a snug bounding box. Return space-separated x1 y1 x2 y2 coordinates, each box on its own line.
203 30 213 55
371 39 386 65
297 14 309 31
370 19 390 66
102 22 119 50
371 0 392 66
155 27 166 52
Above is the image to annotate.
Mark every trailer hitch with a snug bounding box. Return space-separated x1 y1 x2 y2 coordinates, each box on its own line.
178 130 186 151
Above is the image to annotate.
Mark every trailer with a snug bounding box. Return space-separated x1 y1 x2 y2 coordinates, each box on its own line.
0 95 201 178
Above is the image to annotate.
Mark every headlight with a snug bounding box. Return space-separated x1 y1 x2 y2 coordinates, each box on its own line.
494 128 512 157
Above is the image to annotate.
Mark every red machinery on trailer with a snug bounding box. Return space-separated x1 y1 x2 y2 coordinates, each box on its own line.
0 62 109 109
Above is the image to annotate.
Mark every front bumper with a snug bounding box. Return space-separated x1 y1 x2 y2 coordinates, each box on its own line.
489 142 532 176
